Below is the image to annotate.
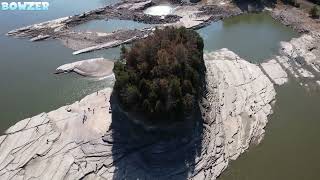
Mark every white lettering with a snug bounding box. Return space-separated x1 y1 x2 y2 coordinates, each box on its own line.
9 2 18 10
35 2 41 10
1 2 50 11
1 2 9 10
42 2 49 10
27 2 35 11
17 2 26 10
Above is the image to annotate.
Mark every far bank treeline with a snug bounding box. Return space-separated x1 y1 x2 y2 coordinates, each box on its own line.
113 27 206 123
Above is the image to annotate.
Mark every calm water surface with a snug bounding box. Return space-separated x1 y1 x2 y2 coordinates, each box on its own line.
219 80 320 180
198 13 299 63
198 12 320 180
0 0 120 132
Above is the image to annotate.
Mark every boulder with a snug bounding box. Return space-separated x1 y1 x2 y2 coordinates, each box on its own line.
55 58 114 78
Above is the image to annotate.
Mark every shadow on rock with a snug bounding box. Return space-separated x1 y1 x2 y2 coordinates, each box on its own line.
105 94 204 180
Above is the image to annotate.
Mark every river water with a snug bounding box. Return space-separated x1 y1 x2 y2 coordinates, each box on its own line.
198 12 298 62
199 13 320 180
220 80 320 180
1 2 319 179
0 0 120 132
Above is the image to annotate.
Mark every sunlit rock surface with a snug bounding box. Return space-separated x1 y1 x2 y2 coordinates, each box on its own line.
263 33 320 88
0 49 276 179
0 88 113 179
55 58 114 78
271 5 320 88
261 59 288 85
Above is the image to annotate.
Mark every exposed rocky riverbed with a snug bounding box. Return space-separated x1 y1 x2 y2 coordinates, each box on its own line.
264 5 320 89
2 1 320 179
6 0 241 55
0 49 276 179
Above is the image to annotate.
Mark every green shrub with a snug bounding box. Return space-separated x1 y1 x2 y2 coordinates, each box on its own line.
310 5 320 18
113 27 206 123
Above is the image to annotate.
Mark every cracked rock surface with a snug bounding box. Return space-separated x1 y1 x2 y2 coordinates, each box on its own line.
270 5 320 88
0 49 275 179
0 88 113 179
261 59 288 85
262 33 320 88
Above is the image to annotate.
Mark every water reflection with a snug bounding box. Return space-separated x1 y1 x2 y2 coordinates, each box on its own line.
198 13 299 63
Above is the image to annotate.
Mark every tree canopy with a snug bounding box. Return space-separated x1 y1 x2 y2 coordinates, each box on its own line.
113 27 206 124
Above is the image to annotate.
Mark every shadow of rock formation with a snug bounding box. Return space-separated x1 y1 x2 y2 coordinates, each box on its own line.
105 93 204 180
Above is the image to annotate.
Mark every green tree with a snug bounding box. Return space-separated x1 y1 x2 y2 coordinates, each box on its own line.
113 27 206 123
121 85 140 109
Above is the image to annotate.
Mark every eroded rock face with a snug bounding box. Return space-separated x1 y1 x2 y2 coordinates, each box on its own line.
0 49 276 179
263 33 320 88
202 49 276 165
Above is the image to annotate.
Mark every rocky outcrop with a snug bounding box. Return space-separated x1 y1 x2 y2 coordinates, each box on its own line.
271 4 320 33
55 58 114 77
261 59 288 85
0 49 275 179
269 4 320 88
280 33 320 73
0 88 113 179
257 5 320 89
7 0 240 55
262 33 320 88
202 49 276 166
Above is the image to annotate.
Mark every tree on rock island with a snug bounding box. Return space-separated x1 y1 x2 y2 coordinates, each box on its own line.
113 27 206 124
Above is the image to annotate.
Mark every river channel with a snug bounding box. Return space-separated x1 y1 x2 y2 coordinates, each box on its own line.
1 2 319 179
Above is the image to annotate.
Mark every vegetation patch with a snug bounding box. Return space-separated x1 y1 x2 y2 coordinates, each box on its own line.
310 5 320 18
113 27 206 124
